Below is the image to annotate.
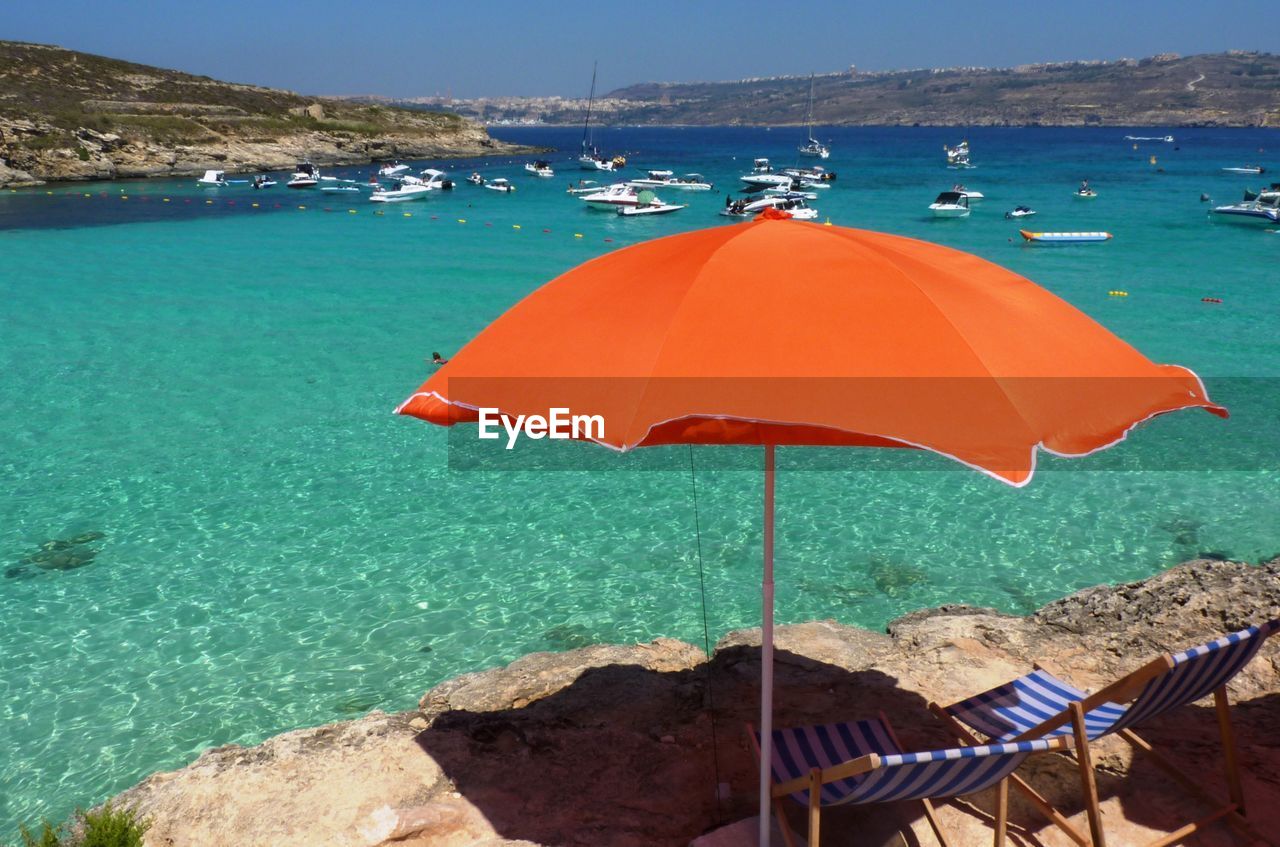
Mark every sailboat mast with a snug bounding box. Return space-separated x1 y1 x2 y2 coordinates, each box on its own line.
582 61 597 156
806 74 815 139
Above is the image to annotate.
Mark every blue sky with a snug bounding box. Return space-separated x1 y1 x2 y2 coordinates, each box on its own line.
5 0 1275 98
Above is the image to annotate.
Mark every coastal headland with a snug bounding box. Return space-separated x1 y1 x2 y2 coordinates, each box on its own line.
102 557 1280 846
0 41 535 188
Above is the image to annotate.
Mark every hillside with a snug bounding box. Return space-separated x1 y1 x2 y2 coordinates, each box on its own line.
386 52 1280 128
602 52 1280 127
0 41 525 187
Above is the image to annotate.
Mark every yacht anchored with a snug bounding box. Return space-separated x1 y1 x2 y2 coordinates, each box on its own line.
579 183 652 209
524 161 555 177
740 159 794 189
797 75 829 159
578 62 622 171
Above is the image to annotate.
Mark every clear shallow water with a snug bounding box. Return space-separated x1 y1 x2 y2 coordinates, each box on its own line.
2 126 1278 829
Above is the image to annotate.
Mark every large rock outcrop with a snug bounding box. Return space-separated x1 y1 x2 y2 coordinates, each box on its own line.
108 558 1280 846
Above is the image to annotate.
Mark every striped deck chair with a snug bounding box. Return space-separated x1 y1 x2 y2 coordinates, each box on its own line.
749 711 1073 847
930 618 1280 847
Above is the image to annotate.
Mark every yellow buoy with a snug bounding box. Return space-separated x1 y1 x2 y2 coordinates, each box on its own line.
458 219 466 223
1150 155 1157 165
84 193 91 198
574 233 583 238
403 212 411 217
251 202 259 208
1108 290 1128 297
298 205 306 210
348 209 356 214
162 197 170 202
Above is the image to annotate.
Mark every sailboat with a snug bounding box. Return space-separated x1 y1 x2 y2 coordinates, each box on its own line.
797 75 829 159
578 62 623 171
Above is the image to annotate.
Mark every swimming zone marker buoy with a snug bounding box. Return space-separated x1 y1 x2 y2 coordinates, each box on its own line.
1108 290 1128 297
1201 297 1223 304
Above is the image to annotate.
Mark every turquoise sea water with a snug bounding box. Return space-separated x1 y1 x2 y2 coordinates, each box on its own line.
2 126 1278 829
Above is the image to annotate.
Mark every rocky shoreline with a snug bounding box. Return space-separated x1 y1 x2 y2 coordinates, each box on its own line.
0 118 537 188
103 558 1280 846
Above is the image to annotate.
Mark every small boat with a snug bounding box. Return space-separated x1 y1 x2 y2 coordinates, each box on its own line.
1125 135 1174 142
1209 202 1280 225
320 185 361 193
763 185 817 199
524 160 555 178
929 191 970 217
797 75 830 159
1020 231 1113 243
1242 183 1280 204
1074 188 1098 199
579 183 648 209
740 159 794 189
1223 166 1265 175
721 194 817 219
951 184 984 201
286 162 319 189
945 140 973 168
369 174 438 203
466 172 485 186
378 161 409 177
485 177 515 193
628 169 677 187
667 173 713 191
617 190 684 216
418 169 454 190
252 175 276 189
784 166 836 183
196 169 227 186
566 180 602 195
1004 206 1037 219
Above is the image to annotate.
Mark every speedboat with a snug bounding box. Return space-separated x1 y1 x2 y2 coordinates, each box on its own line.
667 173 713 191
1074 187 1098 199
720 194 817 219
763 184 817 199
566 180 602 195
929 191 970 217
740 166 794 189
1242 183 1280 203
1125 135 1174 142
618 202 685 216
369 174 438 203
1223 166 1265 175
524 160 555 177
784 166 836 182
418 169 454 190
579 183 648 209
197 169 227 186
485 178 515 193
627 169 676 187
466 172 484 186
287 162 319 188
1209 202 1280 225
1005 206 1036 219
252 175 276 189
378 161 409 177
951 184 984 201
320 184 361 193
945 141 973 168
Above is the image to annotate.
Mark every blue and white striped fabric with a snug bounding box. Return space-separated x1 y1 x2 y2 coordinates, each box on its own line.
946 620 1280 743
762 720 1060 807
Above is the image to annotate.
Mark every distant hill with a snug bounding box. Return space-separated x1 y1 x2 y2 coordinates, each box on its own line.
0 41 524 186
383 52 1279 128
602 52 1280 127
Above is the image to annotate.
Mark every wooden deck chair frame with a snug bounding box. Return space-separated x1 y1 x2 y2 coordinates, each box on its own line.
748 711 1071 847
929 653 1274 847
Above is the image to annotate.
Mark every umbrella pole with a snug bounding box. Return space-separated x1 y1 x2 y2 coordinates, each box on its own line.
758 444 776 847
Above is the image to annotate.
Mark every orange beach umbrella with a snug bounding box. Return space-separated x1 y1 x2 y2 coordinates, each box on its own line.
398 216 1225 843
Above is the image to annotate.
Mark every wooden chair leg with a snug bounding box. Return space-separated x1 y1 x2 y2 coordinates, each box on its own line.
1214 685 1246 814
919 797 955 847
928 703 1090 846
808 769 822 847
1069 701 1107 847
994 778 1009 847
774 798 799 847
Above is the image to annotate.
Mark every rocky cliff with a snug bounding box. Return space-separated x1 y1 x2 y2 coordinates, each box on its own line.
106 557 1280 846
0 42 529 188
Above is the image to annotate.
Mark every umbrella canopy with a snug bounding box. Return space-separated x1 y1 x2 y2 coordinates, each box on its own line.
397 217 1225 844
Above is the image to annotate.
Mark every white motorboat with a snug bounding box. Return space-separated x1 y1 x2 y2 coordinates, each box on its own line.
1209 202 1280 225
1242 183 1280 204
525 160 555 177
320 185 361 193
485 178 515 193
627 171 713 191
197 169 227 186
566 180 602 195
466 172 485 186
418 169 454 190
378 161 409 177
1125 135 1174 142
721 194 817 219
797 75 830 158
369 174 438 203
1004 206 1037 219
929 191 971 217
763 184 817 200
740 171 794 189
627 169 677 187
951 184 984 201
579 183 648 209
251 175 276 189
945 140 973 168
1222 166 1265 175
1074 188 1098 199
287 162 319 188
616 190 683 215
